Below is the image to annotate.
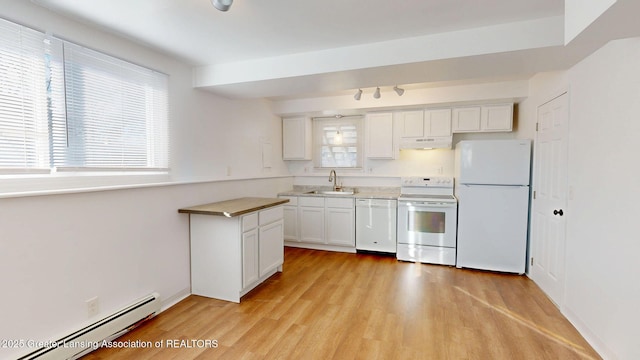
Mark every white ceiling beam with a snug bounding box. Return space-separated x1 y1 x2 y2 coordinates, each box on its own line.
194 16 564 89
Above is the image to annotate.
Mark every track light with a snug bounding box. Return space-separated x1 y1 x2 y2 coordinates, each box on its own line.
353 86 406 100
211 0 233 11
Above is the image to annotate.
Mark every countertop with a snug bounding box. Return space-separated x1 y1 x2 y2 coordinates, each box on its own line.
278 187 400 200
178 197 289 217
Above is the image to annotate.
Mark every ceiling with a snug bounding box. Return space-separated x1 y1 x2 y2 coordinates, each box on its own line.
29 0 629 100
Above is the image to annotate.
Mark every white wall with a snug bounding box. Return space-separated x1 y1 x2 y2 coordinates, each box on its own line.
564 0 617 44
563 37 640 360
0 2 291 358
525 39 640 360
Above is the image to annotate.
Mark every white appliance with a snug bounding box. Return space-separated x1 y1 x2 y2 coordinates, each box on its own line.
455 139 531 274
356 198 397 253
397 177 458 265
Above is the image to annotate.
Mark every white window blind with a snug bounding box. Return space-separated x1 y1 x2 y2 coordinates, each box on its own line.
313 117 363 168
0 18 50 172
55 42 168 171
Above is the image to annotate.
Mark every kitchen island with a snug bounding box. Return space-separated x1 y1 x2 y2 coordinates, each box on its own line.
179 197 288 302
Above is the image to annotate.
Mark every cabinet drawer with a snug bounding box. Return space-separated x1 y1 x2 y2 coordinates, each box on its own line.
259 206 283 225
242 213 258 232
299 196 325 207
325 197 354 208
279 196 298 206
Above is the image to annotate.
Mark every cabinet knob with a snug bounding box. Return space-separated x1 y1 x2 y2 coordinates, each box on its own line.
553 209 564 216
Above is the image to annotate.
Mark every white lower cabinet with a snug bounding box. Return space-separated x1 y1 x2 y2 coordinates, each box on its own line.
281 196 298 241
299 196 325 243
259 219 284 277
325 197 355 247
282 195 355 252
190 206 284 303
241 228 259 288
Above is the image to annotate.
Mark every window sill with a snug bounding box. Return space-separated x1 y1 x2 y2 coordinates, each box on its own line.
0 173 294 199
0 171 171 199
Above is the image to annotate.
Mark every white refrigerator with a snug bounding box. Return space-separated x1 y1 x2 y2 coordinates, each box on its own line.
455 139 531 274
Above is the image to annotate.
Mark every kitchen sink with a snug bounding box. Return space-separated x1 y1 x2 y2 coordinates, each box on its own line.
305 190 355 195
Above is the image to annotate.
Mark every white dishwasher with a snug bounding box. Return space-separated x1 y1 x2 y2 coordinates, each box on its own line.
355 198 397 253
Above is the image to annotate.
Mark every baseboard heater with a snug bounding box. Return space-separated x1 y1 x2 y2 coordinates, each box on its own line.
18 292 161 360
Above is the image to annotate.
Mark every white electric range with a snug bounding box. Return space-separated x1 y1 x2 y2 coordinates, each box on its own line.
396 176 458 266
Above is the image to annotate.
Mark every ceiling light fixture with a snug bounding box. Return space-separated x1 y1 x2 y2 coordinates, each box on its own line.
211 0 233 12
373 87 381 99
354 89 362 101
393 85 405 96
334 130 343 145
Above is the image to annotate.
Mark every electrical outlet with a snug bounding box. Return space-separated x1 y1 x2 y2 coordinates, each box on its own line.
86 296 99 318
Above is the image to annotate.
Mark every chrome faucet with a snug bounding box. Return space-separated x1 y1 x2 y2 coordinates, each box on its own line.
328 169 338 191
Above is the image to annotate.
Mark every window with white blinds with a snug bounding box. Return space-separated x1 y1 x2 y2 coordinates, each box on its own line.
57 42 168 171
313 117 363 168
0 17 169 177
0 18 50 172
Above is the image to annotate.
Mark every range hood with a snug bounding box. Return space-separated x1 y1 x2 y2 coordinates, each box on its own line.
399 136 452 150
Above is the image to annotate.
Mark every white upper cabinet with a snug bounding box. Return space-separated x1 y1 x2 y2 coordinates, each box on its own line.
282 116 312 160
481 103 513 132
365 112 395 159
425 108 452 137
398 110 425 138
452 106 481 132
453 104 513 133
399 109 451 139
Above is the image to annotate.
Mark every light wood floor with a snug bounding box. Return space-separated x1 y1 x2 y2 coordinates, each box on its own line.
84 247 601 359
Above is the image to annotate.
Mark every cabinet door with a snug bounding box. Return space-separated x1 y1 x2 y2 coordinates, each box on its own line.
259 220 284 277
326 207 355 247
399 110 424 138
452 107 481 132
282 117 311 160
242 228 259 289
425 109 452 137
299 206 325 243
283 205 298 241
366 112 395 159
481 104 513 132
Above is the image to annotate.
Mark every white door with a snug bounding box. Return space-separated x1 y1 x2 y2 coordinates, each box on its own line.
530 93 569 306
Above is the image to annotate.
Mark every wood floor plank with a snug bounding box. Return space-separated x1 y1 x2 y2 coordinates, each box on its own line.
83 247 601 360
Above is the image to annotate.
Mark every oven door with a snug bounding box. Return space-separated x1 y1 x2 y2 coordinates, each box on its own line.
397 200 457 247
